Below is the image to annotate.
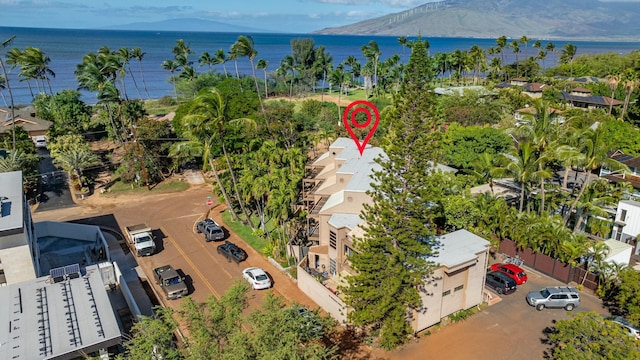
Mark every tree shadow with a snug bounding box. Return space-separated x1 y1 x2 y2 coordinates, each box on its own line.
152 228 166 253
325 326 388 360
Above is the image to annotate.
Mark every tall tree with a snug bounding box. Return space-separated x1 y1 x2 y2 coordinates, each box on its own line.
563 123 628 225
606 72 621 115
343 38 440 350
621 69 638 120
560 43 577 78
0 36 17 151
130 47 150 99
256 58 269 99
214 48 229 77
361 40 381 96
231 35 264 112
545 311 640 359
174 88 256 229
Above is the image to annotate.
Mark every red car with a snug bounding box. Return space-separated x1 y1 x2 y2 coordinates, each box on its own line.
489 263 528 285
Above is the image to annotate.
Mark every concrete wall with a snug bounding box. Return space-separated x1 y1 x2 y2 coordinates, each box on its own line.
617 201 640 244
35 221 101 242
297 265 347 324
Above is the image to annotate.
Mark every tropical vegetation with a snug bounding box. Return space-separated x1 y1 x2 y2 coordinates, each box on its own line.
2 30 640 354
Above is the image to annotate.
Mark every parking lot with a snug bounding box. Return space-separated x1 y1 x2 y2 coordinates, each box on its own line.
387 264 608 360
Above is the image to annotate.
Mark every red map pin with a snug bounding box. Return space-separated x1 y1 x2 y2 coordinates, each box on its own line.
343 100 379 155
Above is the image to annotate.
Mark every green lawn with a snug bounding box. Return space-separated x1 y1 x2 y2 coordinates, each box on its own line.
105 179 190 194
221 211 271 253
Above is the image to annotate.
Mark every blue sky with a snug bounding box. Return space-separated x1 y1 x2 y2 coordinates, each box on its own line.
0 0 437 33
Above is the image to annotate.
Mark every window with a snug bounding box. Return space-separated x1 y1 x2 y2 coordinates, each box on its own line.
454 285 464 292
621 209 627 222
344 245 354 258
329 231 337 249
329 259 336 275
443 290 451 296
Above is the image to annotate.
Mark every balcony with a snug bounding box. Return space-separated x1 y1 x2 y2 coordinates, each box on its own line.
309 196 329 217
307 224 320 241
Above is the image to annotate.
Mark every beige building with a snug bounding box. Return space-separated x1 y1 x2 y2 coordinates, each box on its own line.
297 138 490 332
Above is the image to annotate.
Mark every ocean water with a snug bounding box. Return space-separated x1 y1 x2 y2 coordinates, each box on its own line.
0 26 638 105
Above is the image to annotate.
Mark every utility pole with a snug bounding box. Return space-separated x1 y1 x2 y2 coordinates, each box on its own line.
131 125 151 191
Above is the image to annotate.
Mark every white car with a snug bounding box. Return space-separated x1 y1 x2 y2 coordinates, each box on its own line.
607 316 640 340
242 267 271 290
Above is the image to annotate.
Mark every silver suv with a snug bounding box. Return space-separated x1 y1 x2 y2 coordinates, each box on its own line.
526 286 580 311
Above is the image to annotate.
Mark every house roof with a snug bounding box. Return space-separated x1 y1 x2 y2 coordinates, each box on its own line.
523 83 546 92
328 213 362 230
515 106 563 116
560 92 623 106
571 87 592 93
0 105 52 134
0 263 122 359
603 239 633 261
0 171 24 233
430 229 489 269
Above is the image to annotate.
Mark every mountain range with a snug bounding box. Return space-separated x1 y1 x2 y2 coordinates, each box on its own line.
313 0 640 41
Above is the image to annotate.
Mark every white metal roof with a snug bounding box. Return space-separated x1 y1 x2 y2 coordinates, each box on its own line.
0 171 24 233
430 229 490 268
0 264 122 359
328 213 362 230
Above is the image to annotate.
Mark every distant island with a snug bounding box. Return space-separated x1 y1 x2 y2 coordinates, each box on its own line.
102 18 270 34
314 0 640 41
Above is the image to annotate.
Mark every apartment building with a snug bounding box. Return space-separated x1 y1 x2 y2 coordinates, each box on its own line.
297 138 490 332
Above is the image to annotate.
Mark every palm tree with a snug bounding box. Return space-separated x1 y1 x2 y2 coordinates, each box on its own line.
312 46 333 100
571 179 616 232
495 35 508 81
621 69 638 119
1 36 17 151
519 36 529 60
606 72 621 115
117 47 142 99
52 146 100 180
279 55 295 99
231 35 264 112
329 67 347 125
256 58 269 99
214 49 228 78
161 59 180 98
130 47 150 99
179 88 257 229
468 45 486 85
199 51 214 70
361 40 380 96
560 43 577 78
509 40 521 78
495 141 540 212
563 124 629 226
0 149 31 172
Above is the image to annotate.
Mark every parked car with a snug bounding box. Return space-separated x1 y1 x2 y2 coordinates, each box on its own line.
485 270 517 295
217 241 248 264
526 286 580 311
196 218 216 233
242 267 271 290
33 135 47 149
197 218 226 241
489 263 528 285
606 316 640 340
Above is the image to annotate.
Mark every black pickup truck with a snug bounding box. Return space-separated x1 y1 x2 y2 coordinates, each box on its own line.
153 265 188 300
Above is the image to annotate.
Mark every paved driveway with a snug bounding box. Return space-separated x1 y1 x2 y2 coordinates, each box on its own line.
384 266 607 360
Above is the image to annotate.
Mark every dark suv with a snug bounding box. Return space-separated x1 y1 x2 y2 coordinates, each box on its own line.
485 270 517 295
526 286 580 311
216 241 248 264
196 218 225 241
